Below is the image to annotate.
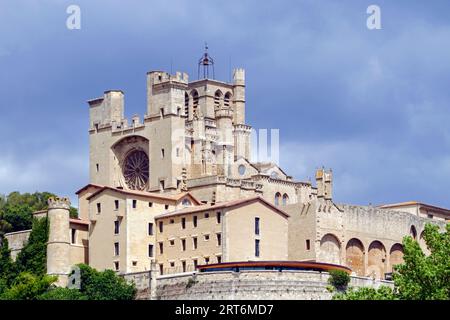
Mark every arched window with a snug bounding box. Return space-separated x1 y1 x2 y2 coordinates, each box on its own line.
191 90 199 118
274 192 281 206
214 90 222 110
224 92 232 107
410 226 417 240
282 194 289 205
184 92 189 118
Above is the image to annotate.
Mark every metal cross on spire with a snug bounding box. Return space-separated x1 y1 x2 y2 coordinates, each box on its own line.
198 42 215 79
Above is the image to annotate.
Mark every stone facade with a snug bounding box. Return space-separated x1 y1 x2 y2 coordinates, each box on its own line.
4 57 449 298
155 270 393 300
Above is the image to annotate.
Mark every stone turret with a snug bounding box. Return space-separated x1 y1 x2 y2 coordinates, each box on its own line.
215 105 234 176
232 68 245 124
316 168 333 201
47 197 71 287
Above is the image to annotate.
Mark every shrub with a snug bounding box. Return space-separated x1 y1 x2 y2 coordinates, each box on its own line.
328 270 350 290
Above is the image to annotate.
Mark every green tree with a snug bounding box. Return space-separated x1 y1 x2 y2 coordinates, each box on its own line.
78 264 136 300
15 217 49 276
38 287 88 300
394 223 450 300
334 286 397 300
333 223 449 300
0 272 56 300
0 238 17 287
328 270 350 291
2 204 33 232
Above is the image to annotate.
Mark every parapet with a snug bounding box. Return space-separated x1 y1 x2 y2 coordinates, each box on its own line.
233 68 245 85
47 197 71 210
147 70 189 85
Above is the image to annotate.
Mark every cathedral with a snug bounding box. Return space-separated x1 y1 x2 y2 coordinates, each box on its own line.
5 50 449 296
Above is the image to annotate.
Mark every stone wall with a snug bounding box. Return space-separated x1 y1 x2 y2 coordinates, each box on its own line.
4 230 31 260
154 270 393 300
123 271 153 300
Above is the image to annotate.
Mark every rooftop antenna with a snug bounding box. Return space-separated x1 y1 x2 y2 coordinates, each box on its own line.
228 54 231 83
198 42 215 80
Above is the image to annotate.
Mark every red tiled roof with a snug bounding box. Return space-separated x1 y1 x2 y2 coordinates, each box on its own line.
379 201 450 215
155 196 290 219
85 186 201 205
75 183 104 195
69 218 89 226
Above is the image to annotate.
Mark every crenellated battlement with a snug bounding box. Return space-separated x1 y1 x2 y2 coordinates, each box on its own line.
47 197 71 209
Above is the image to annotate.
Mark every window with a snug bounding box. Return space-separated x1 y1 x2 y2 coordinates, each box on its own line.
193 259 198 269
204 213 209 219
224 92 231 106
182 261 187 272
132 200 137 209
160 108 164 118
238 164 246 176
204 234 210 241
170 261 175 268
170 219 175 224
96 203 101 214
216 212 221 224
159 221 163 233
184 92 189 117
132 261 137 266
71 229 76 244
148 202 153 207
176 148 180 157
161 148 165 159
181 239 186 251
274 193 281 206
193 216 198 227
114 261 119 271
255 239 260 257
165 204 169 210
182 199 191 206
159 264 164 275
193 237 198 250
114 242 119 256
160 180 165 191
255 217 260 235
159 242 164 254
114 220 120 234
216 233 221 246
306 239 311 251
148 223 153 235
427 214 434 219
96 163 99 172
282 194 289 206
148 244 154 257
204 257 210 264
217 256 222 264
114 200 119 210
181 218 186 229
169 239 175 246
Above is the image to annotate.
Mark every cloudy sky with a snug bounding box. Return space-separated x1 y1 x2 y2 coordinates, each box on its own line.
1 0 450 207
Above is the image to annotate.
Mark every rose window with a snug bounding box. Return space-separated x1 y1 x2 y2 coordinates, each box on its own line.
123 150 149 190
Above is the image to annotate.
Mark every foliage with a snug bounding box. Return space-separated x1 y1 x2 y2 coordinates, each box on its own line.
334 223 449 300
0 238 17 287
333 286 397 300
328 270 350 290
69 207 79 219
77 264 136 300
393 223 450 300
38 287 88 300
0 272 56 300
15 217 49 276
0 191 78 233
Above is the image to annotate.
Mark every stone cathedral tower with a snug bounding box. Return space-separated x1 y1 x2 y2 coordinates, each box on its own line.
86 48 258 203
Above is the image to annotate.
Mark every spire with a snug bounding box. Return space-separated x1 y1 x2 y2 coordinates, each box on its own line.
198 42 215 79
